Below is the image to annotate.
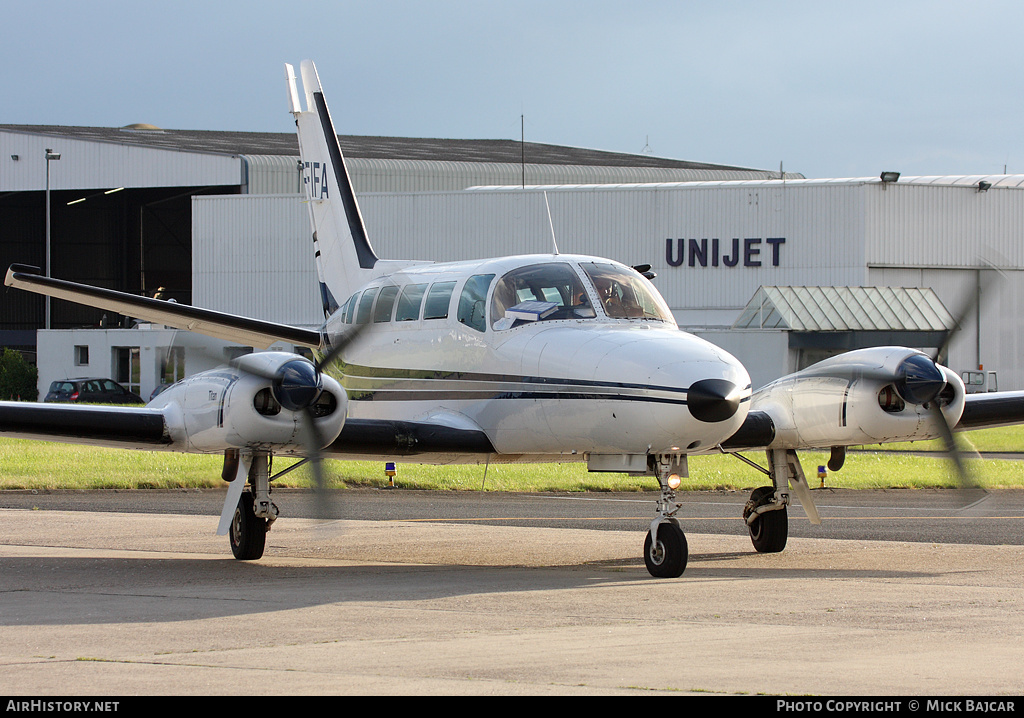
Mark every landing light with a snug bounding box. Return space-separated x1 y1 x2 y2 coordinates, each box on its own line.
667 474 681 490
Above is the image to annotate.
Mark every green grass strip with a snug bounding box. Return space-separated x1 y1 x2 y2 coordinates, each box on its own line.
1 425 1023 492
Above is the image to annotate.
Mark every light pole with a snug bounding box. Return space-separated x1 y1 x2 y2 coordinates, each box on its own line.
44 148 60 329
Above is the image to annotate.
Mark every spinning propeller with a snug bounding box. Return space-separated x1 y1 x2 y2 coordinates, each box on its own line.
827 276 995 499
880 350 978 495
290 332 361 518
918 280 988 499
213 325 365 533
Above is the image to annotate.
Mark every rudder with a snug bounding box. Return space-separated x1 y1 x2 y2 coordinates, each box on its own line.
286 60 378 318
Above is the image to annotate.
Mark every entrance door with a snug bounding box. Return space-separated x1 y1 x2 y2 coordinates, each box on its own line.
113 346 141 396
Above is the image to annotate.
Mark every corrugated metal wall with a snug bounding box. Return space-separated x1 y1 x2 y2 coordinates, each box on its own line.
241 154 795 195
862 179 1024 385
359 182 870 317
192 195 322 326
242 155 302 195
865 182 1024 268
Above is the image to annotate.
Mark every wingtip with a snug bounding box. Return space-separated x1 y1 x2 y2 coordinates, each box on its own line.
5 263 40 287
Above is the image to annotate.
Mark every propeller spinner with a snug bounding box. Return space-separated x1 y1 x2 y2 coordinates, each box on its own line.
273 359 324 411
893 353 947 406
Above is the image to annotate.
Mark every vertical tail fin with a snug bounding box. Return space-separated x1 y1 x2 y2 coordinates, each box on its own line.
286 60 378 318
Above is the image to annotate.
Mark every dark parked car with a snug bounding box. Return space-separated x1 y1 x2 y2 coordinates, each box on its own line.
43 378 145 405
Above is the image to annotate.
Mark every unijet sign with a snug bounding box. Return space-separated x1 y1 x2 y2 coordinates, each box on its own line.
665 237 786 268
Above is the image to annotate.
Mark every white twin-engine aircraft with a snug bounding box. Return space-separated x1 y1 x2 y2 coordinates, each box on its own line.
4 61 1024 577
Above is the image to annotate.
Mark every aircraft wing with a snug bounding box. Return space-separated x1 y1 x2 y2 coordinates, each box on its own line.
326 418 497 459
955 391 1024 431
4 264 322 349
0 402 498 460
0 401 174 450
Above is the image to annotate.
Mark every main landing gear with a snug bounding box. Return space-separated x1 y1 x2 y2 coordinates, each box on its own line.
741 448 820 554
743 485 788 553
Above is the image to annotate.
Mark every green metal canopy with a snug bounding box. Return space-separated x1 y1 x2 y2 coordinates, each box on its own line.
732 286 956 332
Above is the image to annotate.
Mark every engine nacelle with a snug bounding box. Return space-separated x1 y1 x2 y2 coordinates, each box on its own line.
752 347 966 450
150 352 347 454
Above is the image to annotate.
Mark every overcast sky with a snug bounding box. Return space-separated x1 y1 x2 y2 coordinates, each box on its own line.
4 1 1022 179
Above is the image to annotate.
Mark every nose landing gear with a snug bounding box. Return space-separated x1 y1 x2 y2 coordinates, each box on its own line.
221 450 278 561
643 454 689 578
644 518 687 577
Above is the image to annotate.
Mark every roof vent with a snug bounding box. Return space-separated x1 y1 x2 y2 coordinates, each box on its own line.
120 123 163 132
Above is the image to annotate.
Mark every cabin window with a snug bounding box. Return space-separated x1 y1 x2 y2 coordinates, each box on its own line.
395 283 428 321
423 281 457 320
457 274 494 332
579 262 674 323
374 285 399 323
341 292 358 323
355 288 378 324
490 263 595 330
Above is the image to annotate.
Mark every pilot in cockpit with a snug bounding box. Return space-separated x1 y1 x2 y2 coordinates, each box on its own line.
595 276 626 317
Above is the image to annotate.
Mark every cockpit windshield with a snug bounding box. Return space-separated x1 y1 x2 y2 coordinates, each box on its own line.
580 262 674 323
491 262 596 330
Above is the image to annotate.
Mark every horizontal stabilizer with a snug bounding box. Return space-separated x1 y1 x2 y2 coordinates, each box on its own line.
5 265 322 350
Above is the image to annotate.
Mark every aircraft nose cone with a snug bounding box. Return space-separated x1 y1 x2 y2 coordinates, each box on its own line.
687 378 741 423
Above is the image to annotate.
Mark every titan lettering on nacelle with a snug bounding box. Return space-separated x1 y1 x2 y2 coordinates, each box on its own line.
302 161 330 200
665 237 785 268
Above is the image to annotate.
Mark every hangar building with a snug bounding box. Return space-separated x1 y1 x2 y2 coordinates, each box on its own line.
192 174 1023 392
2 124 1021 400
345 175 1024 391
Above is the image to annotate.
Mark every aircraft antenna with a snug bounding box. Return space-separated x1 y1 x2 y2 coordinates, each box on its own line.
544 191 559 255
521 115 525 189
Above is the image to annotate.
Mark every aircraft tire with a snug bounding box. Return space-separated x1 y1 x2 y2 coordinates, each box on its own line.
746 486 788 553
644 519 688 578
230 490 267 560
